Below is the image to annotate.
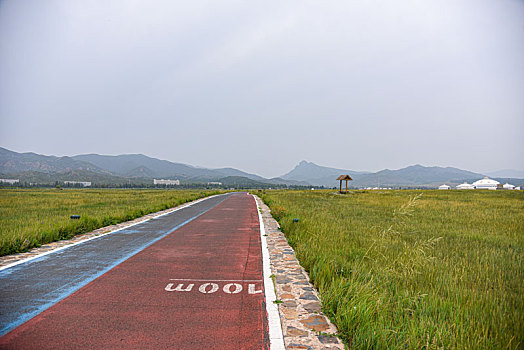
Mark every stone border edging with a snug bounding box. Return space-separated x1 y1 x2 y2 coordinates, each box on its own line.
0 194 220 269
255 196 345 350
255 194 286 350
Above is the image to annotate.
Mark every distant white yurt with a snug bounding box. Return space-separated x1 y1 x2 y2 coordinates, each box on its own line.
472 177 500 190
503 183 515 190
456 182 475 190
439 184 451 190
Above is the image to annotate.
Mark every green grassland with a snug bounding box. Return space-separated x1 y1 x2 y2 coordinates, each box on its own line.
257 189 523 349
0 188 222 256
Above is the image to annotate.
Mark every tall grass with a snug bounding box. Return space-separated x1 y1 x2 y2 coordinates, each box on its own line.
258 190 523 349
0 188 222 256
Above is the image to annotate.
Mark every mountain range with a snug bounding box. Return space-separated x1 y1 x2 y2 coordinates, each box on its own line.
280 161 508 187
0 148 306 187
1 147 522 188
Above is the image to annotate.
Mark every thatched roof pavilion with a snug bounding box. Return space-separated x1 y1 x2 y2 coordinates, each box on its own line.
337 174 352 193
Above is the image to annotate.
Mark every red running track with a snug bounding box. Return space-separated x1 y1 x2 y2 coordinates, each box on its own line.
0 193 269 349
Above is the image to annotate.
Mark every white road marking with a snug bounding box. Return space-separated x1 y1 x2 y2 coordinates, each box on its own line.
253 194 285 350
199 283 219 294
164 280 264 295
169 278 262 282
223 283 242 294
248 284 263 294
165 283 194 292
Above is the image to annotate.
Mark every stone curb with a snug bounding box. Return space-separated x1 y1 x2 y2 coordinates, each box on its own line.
0 196 212 269
255 196 345 350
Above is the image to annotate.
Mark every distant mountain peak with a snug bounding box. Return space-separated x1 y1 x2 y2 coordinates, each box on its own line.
281 160 368 185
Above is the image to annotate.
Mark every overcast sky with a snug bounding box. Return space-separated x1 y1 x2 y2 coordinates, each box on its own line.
1 0 523 178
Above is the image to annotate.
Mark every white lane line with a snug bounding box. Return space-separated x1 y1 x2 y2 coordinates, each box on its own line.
0 194 223 272
253 194 285 350
169 279 263 282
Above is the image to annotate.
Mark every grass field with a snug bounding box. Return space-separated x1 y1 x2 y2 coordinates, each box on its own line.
257 189 523 349
0 188 222 257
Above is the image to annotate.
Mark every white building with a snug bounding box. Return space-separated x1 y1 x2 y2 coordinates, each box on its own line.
456 182 475 190
503 183 515 190
154 179 180 185
64 181 91 187
439 184 451 190
207 182 222 185
472 177 500 190
0 179 19 184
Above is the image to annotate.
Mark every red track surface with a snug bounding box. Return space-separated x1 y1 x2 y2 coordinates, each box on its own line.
0 193 269 349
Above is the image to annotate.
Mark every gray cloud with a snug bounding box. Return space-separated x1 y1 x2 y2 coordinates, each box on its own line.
1 0 523 177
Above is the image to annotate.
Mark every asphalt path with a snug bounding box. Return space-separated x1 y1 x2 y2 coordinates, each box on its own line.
0 192 269 349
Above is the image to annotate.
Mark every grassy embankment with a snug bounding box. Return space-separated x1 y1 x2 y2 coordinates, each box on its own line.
257 189 523 349
0 188 222 257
